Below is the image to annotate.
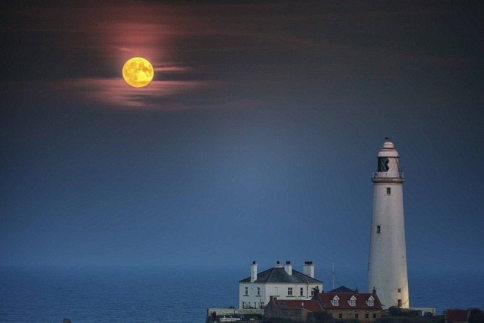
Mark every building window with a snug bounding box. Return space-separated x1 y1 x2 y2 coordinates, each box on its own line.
377 225 381 233
332 296 339 306
349 296 356 306
355 313 359 319
310 289 314 296
288 287 293 296
387 187 391 195
365 313 369 319
300 287 304 296
398 288 401 293
373 313 377 319
367 296 374 306
245 287 248 296
338 313 343 319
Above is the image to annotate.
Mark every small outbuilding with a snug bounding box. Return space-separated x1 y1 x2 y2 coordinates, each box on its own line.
264 298 323 322
445 309 470 323
312 286 383 322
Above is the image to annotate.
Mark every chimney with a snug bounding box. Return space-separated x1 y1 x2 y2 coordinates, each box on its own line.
284 261 293 275
372 286 377 294
314 286 320 297
303 261 314 278
251 261 257 282
355 287 359 294
275 261 283 268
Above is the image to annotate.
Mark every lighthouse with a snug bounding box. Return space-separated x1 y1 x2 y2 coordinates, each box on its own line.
368 139 410 309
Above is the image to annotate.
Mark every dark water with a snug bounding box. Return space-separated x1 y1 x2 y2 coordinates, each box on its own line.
408 268 484 313
0 267 482 323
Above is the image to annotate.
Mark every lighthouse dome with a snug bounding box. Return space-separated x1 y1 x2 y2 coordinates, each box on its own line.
378 140 399 158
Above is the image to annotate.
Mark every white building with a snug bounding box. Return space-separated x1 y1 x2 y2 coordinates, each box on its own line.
239 261 323 309
367 139 410 309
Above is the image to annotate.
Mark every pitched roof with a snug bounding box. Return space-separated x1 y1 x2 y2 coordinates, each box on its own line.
328 286 356 293
446 310 469 321
240 267 322 284
270 299 323 312
314 291 382 310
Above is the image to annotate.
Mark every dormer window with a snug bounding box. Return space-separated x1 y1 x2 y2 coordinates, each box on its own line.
331 295 340 306
349 295 357 306
367 295 375 306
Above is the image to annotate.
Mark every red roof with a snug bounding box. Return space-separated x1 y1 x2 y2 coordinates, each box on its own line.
314 292 382 310
271 299 323 312
446 310 469 322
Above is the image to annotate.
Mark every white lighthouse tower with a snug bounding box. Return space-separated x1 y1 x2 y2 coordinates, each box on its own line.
368 138 409 309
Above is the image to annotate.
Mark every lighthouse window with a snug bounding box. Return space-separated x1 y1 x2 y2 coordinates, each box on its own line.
377 225 381 233
288 288 293 296
300 287 304 296
378 157 389 172
386 187 391 195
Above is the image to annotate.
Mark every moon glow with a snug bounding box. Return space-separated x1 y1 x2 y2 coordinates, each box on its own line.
122 57 154 88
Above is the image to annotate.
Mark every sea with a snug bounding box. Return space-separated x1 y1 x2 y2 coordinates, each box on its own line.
0 266 483 323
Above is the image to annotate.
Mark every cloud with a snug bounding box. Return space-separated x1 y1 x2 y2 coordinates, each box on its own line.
2 0 479 111
154 66 191 73
49 78 217 110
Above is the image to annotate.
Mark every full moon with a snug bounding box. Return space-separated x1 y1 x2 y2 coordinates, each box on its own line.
122 57 154 88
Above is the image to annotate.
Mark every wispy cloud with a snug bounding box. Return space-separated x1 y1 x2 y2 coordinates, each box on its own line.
2 0 479 110
49 78 217 110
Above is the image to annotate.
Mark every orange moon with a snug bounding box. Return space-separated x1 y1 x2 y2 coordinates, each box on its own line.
122 57 154 88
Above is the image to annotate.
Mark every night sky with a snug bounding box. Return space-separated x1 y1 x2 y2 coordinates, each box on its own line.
1 0 483 282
